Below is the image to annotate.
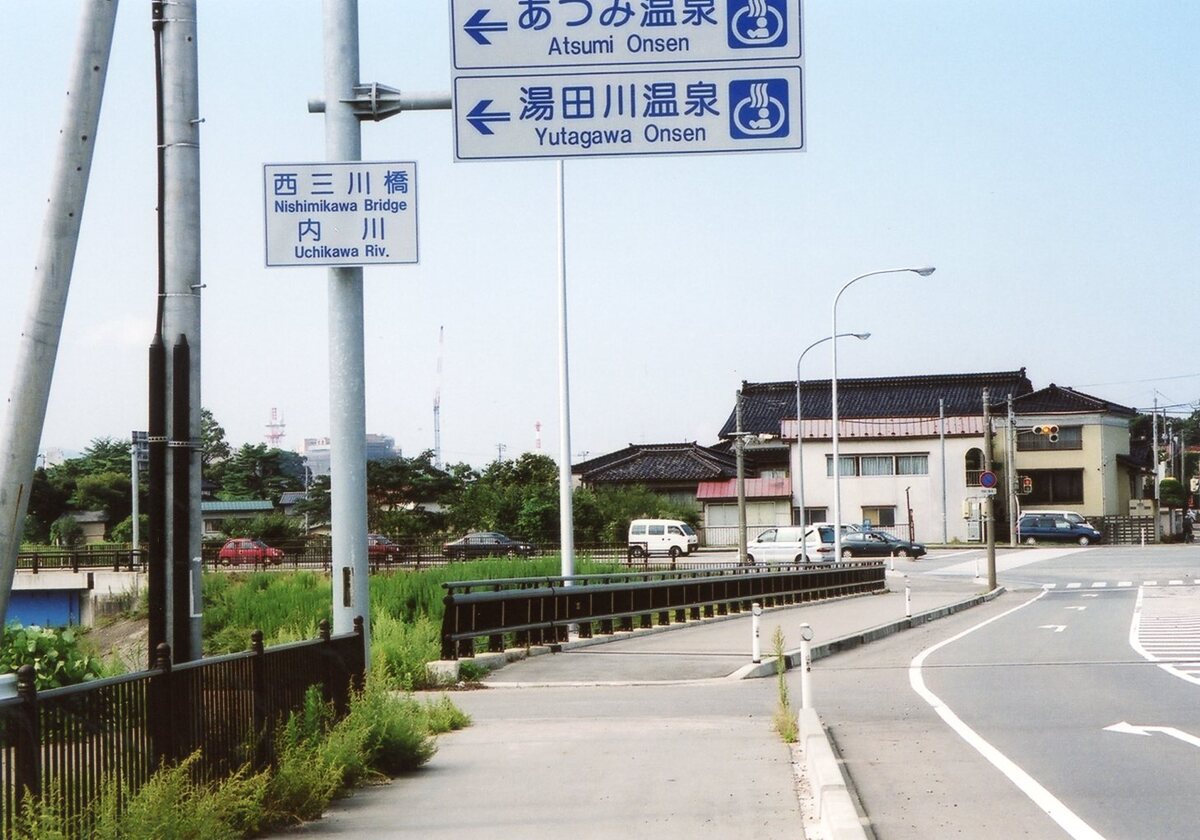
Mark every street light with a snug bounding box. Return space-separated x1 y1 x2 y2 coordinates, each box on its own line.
831 266 935 559
795 332 870 560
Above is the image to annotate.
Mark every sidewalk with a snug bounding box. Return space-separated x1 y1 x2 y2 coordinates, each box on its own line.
281 569 994 839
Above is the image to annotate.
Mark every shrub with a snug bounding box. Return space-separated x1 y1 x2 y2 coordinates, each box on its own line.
771 627 797 743
1 624 107 689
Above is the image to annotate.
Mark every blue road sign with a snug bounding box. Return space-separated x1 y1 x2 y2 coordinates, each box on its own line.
450 0 803 71
454 65 803 160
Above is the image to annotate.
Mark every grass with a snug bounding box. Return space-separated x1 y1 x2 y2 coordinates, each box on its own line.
13 670 470 839
200 557 625 688
771 627 798 743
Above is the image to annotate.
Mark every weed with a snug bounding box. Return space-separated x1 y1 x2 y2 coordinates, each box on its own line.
771 627 798 743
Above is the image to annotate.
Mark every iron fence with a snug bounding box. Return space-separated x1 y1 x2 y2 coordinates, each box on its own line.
0 618 364 838
14 548 144 573
440 561 886 660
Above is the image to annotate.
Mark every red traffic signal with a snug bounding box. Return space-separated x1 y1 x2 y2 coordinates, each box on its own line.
1020 476 1033 494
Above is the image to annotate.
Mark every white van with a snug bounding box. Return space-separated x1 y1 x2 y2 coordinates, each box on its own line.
1019 510 1093 527
748 523 861 565
628 519 698 559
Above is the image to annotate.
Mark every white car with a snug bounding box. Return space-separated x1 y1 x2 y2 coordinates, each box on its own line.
747 523 861 564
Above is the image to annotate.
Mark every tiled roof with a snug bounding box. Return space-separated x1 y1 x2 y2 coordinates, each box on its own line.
696 477 792 500
719 370 1032 439
574 442 738 483
781 416 986 441
200 500 274 513
1012 384 1137 417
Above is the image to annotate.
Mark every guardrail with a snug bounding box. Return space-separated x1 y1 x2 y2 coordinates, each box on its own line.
440 561 886 660
0 618 365 838
15 548 144 573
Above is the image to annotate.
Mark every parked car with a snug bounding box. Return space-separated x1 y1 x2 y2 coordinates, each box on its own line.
747 523 860 564
217 538 284 566
367 533 403 563
839 531 926 559
627 518 698 559
442 532 536 559
1017 514 1102 546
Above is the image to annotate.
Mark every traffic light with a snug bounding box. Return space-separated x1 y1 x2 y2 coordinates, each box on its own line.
1032 424 1060 443
1020 475 1033 494
1191 477 1200 493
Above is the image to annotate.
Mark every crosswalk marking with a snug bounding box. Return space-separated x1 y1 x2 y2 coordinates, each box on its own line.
1130 585 1200 686
1091 582 1108 588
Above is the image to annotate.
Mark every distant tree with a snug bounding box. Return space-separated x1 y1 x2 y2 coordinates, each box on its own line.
71 472 132 526
110 514 149 545
215 444 304 502
366 451 454 537
293 474 331 531
1160 477 1186 509
50 515 83 548
200 407 232 468
446 453 559 540
23 468 69 544
220 513 303 544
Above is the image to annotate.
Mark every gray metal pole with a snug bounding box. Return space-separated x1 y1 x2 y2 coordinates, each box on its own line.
982 389 997 590
1007 393 1018 547
131 446 140 558
323 0 370 652
736 390 747 565
0 0 119 623
159 0 204 662
939 398 947 544
557 160 575 580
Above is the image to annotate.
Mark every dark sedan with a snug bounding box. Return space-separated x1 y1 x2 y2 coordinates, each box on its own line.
442 531 536 559
839 531 926 559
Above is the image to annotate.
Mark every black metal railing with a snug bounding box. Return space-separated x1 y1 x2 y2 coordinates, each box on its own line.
440 561 886 659
0 618 365 837
15 548 145 573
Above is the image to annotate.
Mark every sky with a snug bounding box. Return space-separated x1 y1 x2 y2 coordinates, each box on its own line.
1 1 1198 469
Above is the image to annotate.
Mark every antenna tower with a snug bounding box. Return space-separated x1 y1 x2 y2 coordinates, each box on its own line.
265 408 286 447
433 326 443 470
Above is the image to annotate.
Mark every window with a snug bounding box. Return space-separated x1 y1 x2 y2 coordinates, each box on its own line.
668 526 683 535
631 523 646 535
860 456 895 476
648 524 665 535
827 453 929 477
826 455 858 477
861 506 897 527
1024 469 1084 504
794 507 827 525
1018 425 1083 451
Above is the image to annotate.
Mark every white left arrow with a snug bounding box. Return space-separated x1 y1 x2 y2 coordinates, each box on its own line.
1105 721 1200 749
1039 624 1067 632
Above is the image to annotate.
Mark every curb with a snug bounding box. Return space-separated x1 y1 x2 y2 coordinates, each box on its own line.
730 585 1006 680
798 707 867 840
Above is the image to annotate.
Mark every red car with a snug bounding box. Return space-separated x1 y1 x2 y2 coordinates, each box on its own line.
217 538 284 566
368 533 403 563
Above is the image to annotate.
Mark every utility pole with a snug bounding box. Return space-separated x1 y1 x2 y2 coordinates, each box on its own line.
323 0 371 652
147 0 204 664
0 1 119 624
736 389 747 565
982 389 997 590
1007 393 1018 547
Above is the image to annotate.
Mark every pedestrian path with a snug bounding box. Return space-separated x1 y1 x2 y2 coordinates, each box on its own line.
278 572 994 839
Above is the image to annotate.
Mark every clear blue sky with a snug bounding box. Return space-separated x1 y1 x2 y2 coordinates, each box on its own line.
2 1 1197 467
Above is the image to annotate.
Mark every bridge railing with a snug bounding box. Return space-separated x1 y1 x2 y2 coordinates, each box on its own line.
440 561 886 660
0 618 365 838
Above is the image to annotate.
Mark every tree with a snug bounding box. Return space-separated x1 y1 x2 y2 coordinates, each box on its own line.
200 407 232 468
214 444 305 502
366 451 454 537
50 515 83 548
1160 477 1186 509
293 474 331 531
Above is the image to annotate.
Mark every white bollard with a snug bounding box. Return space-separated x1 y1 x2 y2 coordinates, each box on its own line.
975 556 981 579
905 575 912 619
751 602 762 663
799 623 814 709
889 553 896 572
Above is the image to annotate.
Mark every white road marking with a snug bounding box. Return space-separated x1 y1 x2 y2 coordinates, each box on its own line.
1128 586 1200 686
1169 580 1184 586
910 589 1106 839
1105 722 1200 750
1067 583 1082 589
935 547 1089 577
1065 606 1087 611
1144 581 1157 586
1091 582 1108 588
1040 624 1067 632
1118 581 1132 588
1081 593 1099 598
